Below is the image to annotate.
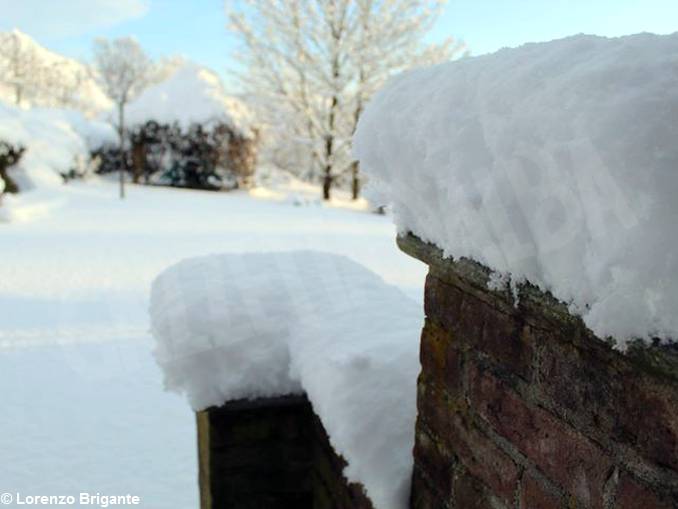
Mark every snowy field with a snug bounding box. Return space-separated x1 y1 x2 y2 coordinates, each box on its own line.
0 180 426 508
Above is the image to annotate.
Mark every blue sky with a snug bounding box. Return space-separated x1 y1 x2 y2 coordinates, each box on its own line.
1 0 677 90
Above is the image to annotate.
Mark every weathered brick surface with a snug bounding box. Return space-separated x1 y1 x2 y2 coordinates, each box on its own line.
199 395 374 509
614 377 678 472
426 274 534 380
519 472 564 509
536 331 678 472
399 234 678 509
614 474 674 509
417 376 456 433
536 333 623 436
420 320 464 396
468 362 612 508
412 426 454 501
453 469 508 509
448 413 520 506
410 465 450 509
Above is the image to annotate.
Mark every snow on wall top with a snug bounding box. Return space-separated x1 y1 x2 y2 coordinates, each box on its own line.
354 33 678 346
150 251 422 509
126 62 255 136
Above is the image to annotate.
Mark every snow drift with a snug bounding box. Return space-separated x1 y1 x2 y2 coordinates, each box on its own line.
354 33 678 345
150 251 422 509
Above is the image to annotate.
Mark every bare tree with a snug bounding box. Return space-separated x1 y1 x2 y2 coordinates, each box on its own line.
92 37 151 199
227 0 464 200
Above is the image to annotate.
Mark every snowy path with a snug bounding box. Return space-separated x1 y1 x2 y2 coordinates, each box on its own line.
0 181 425 507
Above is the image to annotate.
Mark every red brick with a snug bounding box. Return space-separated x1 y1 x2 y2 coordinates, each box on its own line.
464 297 533 380
537 335 678 472
412 425 454 499
469 362 612 508
417 378 454 434
520 472 563 509
419 320 464 396
454 469 508 509
615 377 678 472
424 274 464 328
615 475 673 509
424 274 533 379
536 337 620 435
445 412 520 506
410 467 447 509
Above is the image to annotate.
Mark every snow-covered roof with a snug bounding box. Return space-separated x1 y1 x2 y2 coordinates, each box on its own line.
150 251 422 509
126 62 255 137
354 32 678 345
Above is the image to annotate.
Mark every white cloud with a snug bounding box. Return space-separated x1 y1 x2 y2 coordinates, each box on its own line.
0 0 150 37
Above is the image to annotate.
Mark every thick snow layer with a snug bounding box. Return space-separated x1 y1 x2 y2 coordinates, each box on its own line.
354 33 678 345
0 102 116 195
151 251 422 509
126 62 254 136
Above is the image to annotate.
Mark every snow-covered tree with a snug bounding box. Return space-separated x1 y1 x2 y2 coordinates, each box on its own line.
92 37 152 199
0 31 41 106
227 0 464 200
0 30 111 113
149 55 187 85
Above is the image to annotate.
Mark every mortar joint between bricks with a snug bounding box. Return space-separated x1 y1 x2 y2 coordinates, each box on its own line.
461 348 471 408
514 466 525 509
474 415 571 505
602 466 620 509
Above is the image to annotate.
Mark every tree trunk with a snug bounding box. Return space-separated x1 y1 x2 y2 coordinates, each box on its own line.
350 161 360 200
323 171 332 201
131 141 145 184
118 103 126 200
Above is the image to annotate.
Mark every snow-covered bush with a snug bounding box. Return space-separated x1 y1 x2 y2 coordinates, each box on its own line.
0 141 24 194
354 33 678 346
96 62 258 191
95 120 257 190
0 102 116 192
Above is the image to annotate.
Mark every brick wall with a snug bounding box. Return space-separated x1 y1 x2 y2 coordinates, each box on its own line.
399 233 678 509
197 394 373 509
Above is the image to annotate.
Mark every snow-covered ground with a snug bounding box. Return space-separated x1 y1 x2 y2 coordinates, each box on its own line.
0 179 425 507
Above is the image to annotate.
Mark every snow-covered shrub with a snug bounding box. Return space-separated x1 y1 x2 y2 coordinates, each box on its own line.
0 141 25 194
95 120 257 190
0 102 116 191
95 62 258 191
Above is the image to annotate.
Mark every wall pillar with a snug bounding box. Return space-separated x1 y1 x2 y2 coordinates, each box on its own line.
197 394 373 509
399 233 678 509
